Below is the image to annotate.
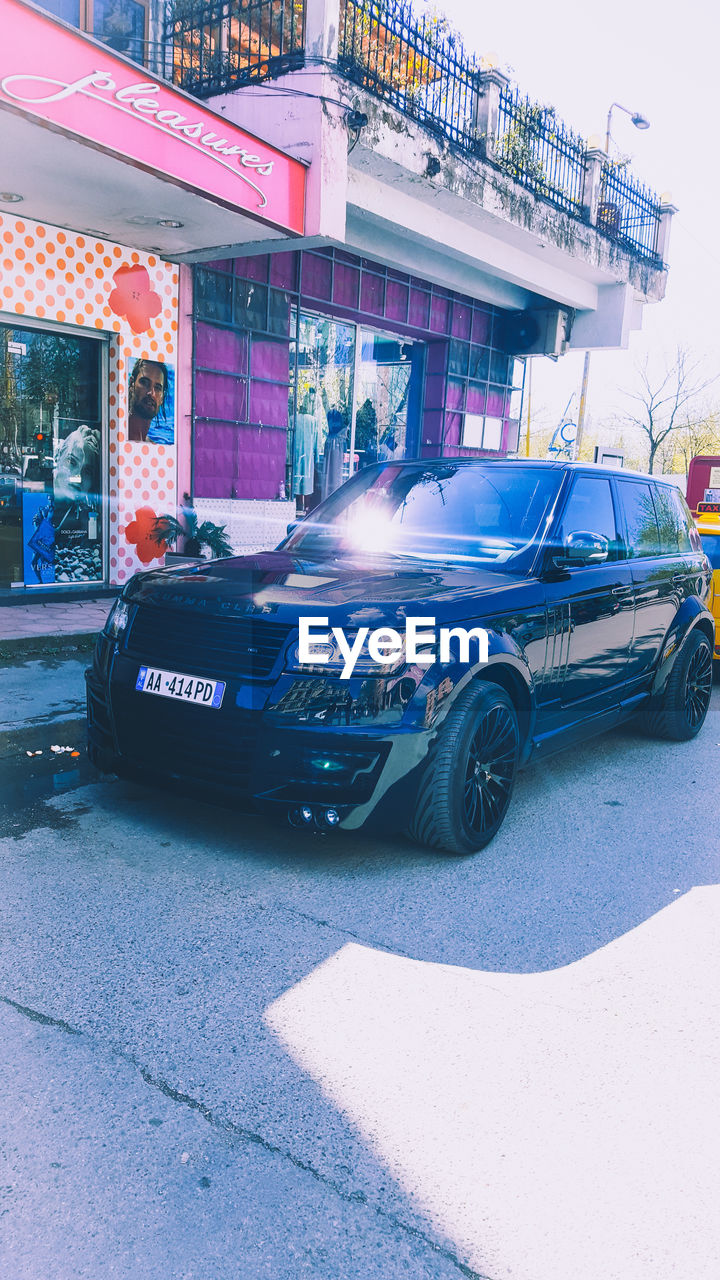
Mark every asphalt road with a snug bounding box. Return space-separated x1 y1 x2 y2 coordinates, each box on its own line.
1 655 719 1280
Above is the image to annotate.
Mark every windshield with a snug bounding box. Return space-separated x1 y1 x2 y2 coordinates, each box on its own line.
284 463 562 568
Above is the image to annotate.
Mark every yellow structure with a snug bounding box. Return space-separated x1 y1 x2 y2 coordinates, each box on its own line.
696 513 720 659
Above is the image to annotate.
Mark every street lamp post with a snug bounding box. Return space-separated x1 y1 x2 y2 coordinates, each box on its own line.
605 102 650 155
574 103 650 459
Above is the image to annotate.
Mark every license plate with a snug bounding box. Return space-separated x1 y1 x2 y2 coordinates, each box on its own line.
135 666 225 709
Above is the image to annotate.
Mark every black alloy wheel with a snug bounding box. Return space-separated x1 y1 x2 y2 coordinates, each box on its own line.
408 682 520 855
642 628 713 741
684 638 713 729
463 704 518 837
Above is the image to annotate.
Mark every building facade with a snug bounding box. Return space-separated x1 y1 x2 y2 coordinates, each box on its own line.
1 0 674 584
175 0 674 552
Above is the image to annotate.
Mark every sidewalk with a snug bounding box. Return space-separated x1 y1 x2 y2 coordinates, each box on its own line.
0 598 114 656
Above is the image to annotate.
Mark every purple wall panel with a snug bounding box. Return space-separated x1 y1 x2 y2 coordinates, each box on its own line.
424 373 446 410
409 288 430 329
430 293 449 334
195 370 247 422
249 380 289 429
195 323 247 373
233 255 269 282
333 263 360 310
194 422 239 498
451 302 472 339
487 387 506 417
472 308 491 345
251 338 290 381
426 341 447 374
302 252 333 300
233 427 285 499
385 280 409 323
422 409 444 449
446 378 464 411
269 252 298 289
444 412 462 448
360 273 385 316
465 383 486 415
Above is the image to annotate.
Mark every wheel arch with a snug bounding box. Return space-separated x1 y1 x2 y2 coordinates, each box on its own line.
474 659 534 758
651 600 715 697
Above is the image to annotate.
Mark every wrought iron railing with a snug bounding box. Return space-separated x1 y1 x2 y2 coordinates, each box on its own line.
156 0 664 265
495 88 586 217
338 0 480 149
598 162 662 266
166 0 305 97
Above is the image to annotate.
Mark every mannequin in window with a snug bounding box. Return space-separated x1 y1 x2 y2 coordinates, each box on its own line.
321 408 348 501
293 388 321 504
378 425 400 462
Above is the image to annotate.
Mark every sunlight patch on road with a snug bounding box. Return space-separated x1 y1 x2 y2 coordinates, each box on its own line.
265 887 720 1280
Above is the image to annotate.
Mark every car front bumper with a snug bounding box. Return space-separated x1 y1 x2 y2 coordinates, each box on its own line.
86 652 434 834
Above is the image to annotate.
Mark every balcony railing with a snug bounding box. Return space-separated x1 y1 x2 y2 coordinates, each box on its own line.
495 88 586 219
47 0 662 266
598 161 663 265
337 0 480 150
166 0 304 96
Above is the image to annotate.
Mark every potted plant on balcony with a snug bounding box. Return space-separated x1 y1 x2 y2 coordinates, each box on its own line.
151 509 234 562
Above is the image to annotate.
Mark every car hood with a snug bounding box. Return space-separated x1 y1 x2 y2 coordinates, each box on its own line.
124 550 538 628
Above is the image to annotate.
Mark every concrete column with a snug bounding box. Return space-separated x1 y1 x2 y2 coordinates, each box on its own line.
656 201 678 265
581 147 606 225
304 0 342 66
473 69 510 162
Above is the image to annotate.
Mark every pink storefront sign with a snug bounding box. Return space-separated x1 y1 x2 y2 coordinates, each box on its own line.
0 0 305 235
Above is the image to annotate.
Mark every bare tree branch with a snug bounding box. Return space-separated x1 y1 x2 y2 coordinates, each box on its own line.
619 347 718 472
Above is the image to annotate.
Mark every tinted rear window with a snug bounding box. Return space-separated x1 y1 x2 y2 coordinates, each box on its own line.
651 485 693 554
617 481 661 557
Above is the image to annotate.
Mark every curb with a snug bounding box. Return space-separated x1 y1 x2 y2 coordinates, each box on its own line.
0 632 100 661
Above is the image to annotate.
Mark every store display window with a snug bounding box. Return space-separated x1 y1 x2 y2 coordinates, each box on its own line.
192 249 524 504
0 321 105 587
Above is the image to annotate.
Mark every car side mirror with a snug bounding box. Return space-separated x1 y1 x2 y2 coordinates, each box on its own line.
286 520 301 538
554 530 610 568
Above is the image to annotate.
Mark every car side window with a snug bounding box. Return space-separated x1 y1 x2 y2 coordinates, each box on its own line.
559 475 621 561
651 485 692 555
617 481 661 558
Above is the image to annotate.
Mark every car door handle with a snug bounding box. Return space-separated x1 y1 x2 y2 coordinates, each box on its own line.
611 585 633 596
672 574 686 585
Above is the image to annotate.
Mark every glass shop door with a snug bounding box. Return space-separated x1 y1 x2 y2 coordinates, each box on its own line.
0 322 105 588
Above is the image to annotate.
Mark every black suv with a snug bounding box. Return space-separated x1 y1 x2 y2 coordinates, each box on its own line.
87 461 713 854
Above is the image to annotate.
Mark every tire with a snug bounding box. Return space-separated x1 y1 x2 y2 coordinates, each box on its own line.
641 628 713 741
408 682 520 855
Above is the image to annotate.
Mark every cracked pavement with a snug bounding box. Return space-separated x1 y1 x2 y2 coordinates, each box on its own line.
0 655 719 1279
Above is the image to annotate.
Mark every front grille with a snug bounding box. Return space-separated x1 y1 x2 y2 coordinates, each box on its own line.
112 688 259 793
124 605 292 680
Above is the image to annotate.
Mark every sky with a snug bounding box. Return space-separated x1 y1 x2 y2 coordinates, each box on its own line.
427 0 720 449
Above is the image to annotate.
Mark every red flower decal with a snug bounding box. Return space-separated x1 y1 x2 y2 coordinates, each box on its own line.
124 506 167 565
108 264 162 334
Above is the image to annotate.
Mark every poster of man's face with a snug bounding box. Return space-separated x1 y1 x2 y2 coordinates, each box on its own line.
128 358 175 444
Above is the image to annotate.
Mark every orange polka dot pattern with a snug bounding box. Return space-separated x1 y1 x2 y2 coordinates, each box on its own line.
0 213 179 585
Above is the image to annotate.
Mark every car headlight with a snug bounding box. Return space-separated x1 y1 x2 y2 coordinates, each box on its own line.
104 598 131 640
286 632 407 678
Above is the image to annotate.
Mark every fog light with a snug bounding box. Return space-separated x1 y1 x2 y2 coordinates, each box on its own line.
324 808 340 827
289 805 315 827
310 756 344 772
